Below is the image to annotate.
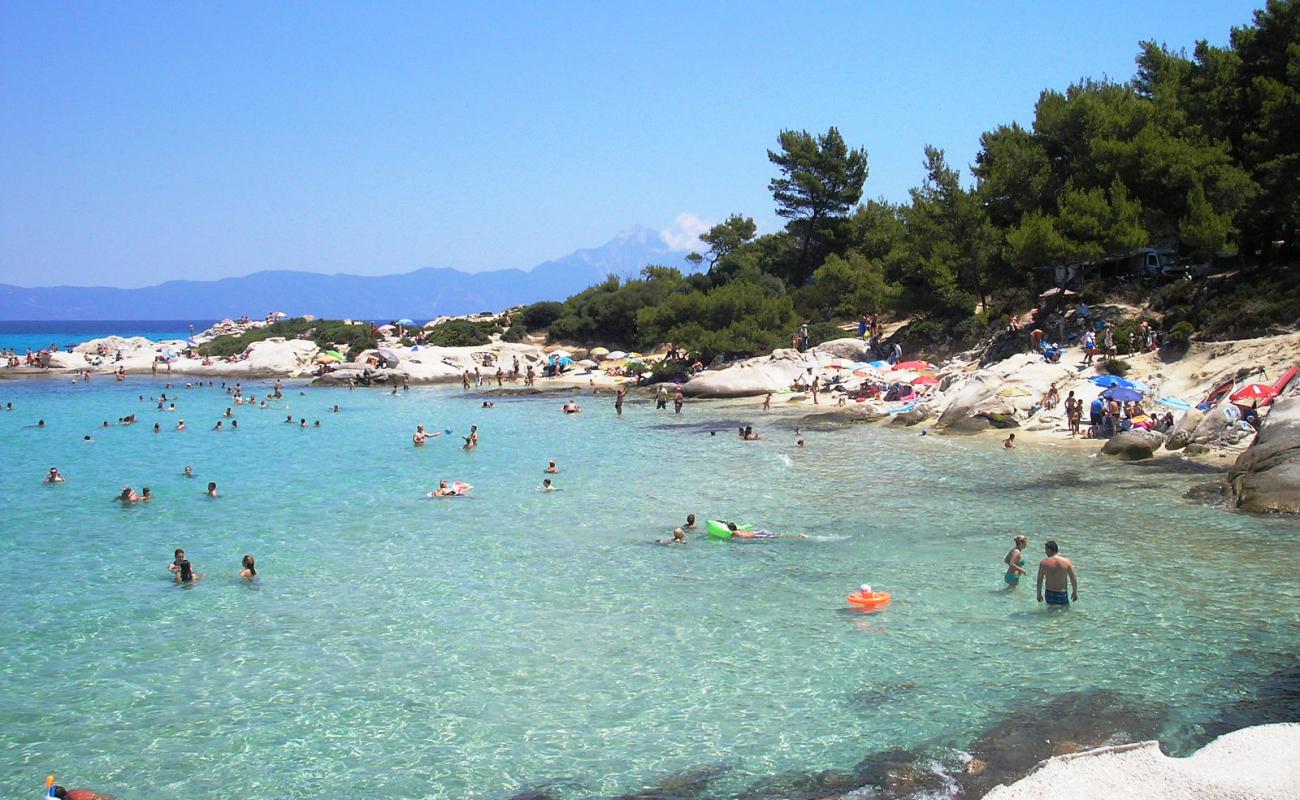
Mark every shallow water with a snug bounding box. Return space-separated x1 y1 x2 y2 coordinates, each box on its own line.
1 378 1297 799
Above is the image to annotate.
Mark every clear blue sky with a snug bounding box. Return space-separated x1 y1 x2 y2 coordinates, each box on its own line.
0 1 1261 288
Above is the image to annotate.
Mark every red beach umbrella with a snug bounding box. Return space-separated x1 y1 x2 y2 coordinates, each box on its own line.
1230 383 1279 402
911 375 939 386
892 360 935 372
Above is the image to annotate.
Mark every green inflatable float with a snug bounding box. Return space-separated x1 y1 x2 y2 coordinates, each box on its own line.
705 520 753 539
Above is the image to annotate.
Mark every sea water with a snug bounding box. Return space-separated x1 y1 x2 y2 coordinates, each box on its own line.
0 377 1297 799
0 321 213 354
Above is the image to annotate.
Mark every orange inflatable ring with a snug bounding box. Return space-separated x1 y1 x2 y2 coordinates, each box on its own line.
847 591 892 610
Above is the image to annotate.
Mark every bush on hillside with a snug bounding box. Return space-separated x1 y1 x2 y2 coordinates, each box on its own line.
1167 320 1195 345
518 301 565 331
199 318 376 358
423 320 493 348
1100 358 1131 377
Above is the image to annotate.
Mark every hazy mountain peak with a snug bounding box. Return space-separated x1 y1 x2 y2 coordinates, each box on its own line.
0 226 698 320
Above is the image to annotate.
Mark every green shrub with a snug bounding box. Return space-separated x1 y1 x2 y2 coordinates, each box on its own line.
1101 358 1131 377
805 321 846 348
1167 320 1195 345
501 322 528 343
423 320 493 347
518 301 565 331
198 318 376 358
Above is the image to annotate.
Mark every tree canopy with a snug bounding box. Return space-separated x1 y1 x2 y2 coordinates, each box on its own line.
527 2 1298 359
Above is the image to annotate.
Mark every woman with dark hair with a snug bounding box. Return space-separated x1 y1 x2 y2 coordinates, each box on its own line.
240 554 257 579
175 559 198 583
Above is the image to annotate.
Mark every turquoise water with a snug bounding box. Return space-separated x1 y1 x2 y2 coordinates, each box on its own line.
1 378 1297 799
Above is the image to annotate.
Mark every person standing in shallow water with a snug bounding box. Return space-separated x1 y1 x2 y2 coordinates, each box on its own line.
1037 540 1078 607
1003 535 1028 587
615 386 626 415
673 385 685 414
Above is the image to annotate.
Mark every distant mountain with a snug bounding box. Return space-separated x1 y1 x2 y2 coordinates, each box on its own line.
0 226 694 320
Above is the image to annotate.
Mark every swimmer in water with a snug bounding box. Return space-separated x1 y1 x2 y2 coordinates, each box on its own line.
117 486 140 503
206 481 219 498
213 420 223 431
1003 535 1029 587
724 521 807 540
657 527 688 545
541 478 555 492
685 513 696 530
432 480 457 497
183 465 194 478
175 558 199 583
240 554 257 579
49 783 116 799
153 423 161 433
176 419 186 431
413 424 428 446
168 549 185 576
545 460 558 474
140 487 152 502
45 467 66 483
1003 433 1016 449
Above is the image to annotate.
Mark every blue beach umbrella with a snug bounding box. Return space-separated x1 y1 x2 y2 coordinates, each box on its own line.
1090 375 1151 393
1102 386 1144 403
396 318 415 325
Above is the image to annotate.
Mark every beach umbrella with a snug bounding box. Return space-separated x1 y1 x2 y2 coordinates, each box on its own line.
589 346 610 357
852 367 882 379
628 352 643 359
825 358 852 370
1230 383 1279 402
577 359 597 367
271 311 287 318
911 375 939 386
322 350 343 361
996 386 1032 398
558 357 574 366
1089 375 1151 393
396 318 415 326
378 348 400 365
551 349 572 359
1157 397 1191 410
892 360 935 372
1102 386 1144 403
868 360 891 370
606 350 628 360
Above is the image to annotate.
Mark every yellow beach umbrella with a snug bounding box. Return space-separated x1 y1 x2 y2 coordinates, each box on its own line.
590 346 610 357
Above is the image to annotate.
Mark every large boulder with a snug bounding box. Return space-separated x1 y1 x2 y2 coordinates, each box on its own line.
1163 408 1204 451
814 337 873 361
933 374 1002 433
1189 403 1236 444
889 405 932 426
1225 397 1300 514
1100 430 1167 460
684 352 812 398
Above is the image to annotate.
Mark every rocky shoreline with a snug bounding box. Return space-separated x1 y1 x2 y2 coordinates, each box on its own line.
4 323 1299 514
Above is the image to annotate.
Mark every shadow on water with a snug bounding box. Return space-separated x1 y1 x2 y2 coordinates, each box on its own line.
1196 660 1300 749
506 690 1166 799
647 419 755 434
